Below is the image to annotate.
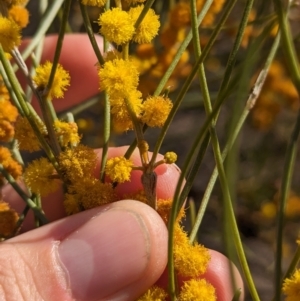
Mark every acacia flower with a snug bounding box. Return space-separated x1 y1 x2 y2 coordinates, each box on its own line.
81 0 106 6
65 177 117 213
111 102 134 132
0 16 21 52
282 269 300 301
110 91 143 132
129 5 160 44
105 156 133 183
178 279 216 301
9 5 29 28
70 178 116 210
157 198 185 224
99 58 139 99
141 95 173 127
98 8 135 45
174 224 210 277
54 120 80 147
33 61 70 99
14 116 46 152
0 99 19 122
64 193 80 216
0 120 14 142
24 157 60 196
164 152 177 164
137 286 167 301
0 146 22 182
0 201 19 238
59 144 97 183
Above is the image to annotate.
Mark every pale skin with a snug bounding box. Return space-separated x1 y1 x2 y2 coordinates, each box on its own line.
0 34 244 301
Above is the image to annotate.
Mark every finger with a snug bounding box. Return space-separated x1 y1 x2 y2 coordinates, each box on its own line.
1 200 168 301
3 146 181 231
18 34 103 113
201 250 244 301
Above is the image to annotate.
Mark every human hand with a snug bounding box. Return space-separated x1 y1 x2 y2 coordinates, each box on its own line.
1 34 244 301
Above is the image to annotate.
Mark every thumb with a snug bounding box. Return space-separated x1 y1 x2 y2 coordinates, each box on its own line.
0 201 167 301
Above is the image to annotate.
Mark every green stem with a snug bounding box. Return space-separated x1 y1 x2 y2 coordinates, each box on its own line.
0 66 23 114
274 110 300 300
153 0 214 97
10 205 30 238
0 165 48 225
0 47 58 170
100 92 111 182
124 0 215 161
191 0 257 298
79 2 105 65
45 0 72 96
134 0 155 29
189 33 280 244
19 0 65 63
178 132 210 209
272 0 300 95
150 0 237 168
283 244 300 281
12 47 61 157
104 0 111 53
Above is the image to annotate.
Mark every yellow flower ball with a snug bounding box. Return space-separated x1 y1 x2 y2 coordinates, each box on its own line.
9 5 29 28
283 269 300 301
0 16 21 52
24 158 60 197
105 156 133 183
179 279 216 301
33 61 70 99
141 95 173 127
99 59 139 99
98 8 135 45
128 5 160 44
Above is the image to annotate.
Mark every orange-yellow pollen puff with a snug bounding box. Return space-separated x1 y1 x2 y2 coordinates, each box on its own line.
0 146 22 183
54 120 80 147
99 58 139 99
81 0 106 7
178 279 216 301
128 5 160 44
59 144 97 183
137 285 168 301
164 152 177 164
65 178 117 213
33 61 70 99
24 157 60 197
0 120 14 142
14 116 47 152
105 156 133 183
9 5 29 28
174 224 210 277
98 8 135 45
0 16 21 52
0 99 18 122
141 95 173 127
282 269 300 301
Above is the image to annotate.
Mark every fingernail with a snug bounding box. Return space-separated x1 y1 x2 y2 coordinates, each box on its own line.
57 210 150 300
